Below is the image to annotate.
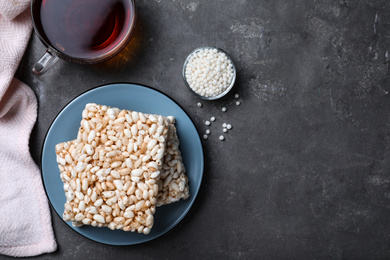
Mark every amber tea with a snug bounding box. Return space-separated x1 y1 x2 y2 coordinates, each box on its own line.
32 0 135 61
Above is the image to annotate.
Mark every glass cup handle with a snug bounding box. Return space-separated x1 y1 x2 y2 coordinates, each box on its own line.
32 50 59 76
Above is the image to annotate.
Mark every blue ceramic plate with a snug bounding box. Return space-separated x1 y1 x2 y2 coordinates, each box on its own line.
41 83 204 245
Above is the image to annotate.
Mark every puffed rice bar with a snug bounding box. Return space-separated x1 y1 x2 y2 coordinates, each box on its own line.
157 116 190 206
55 104 170 234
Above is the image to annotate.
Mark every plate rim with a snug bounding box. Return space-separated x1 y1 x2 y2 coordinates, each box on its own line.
40 82 204 246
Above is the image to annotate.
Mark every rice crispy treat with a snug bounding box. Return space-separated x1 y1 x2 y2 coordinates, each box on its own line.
156 116 190 206
55 103 170 234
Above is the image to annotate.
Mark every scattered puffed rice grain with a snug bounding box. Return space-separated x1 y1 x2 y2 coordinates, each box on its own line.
205 129 210 135
197 102 202 107
203 134 208 140
219 135 225 141
223 128 228 133
222 107 227 112
222 123 227 128
210 117 216 122
236 101 241 106
205 120 211 126
235 93 239 98
227 124 232 130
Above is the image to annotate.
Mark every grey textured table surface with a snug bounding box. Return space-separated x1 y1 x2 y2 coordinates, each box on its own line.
7 0 390 259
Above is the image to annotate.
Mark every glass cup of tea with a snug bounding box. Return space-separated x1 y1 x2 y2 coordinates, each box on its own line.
31 0 136 76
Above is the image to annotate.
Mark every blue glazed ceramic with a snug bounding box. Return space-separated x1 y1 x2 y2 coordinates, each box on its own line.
41 83 204 245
